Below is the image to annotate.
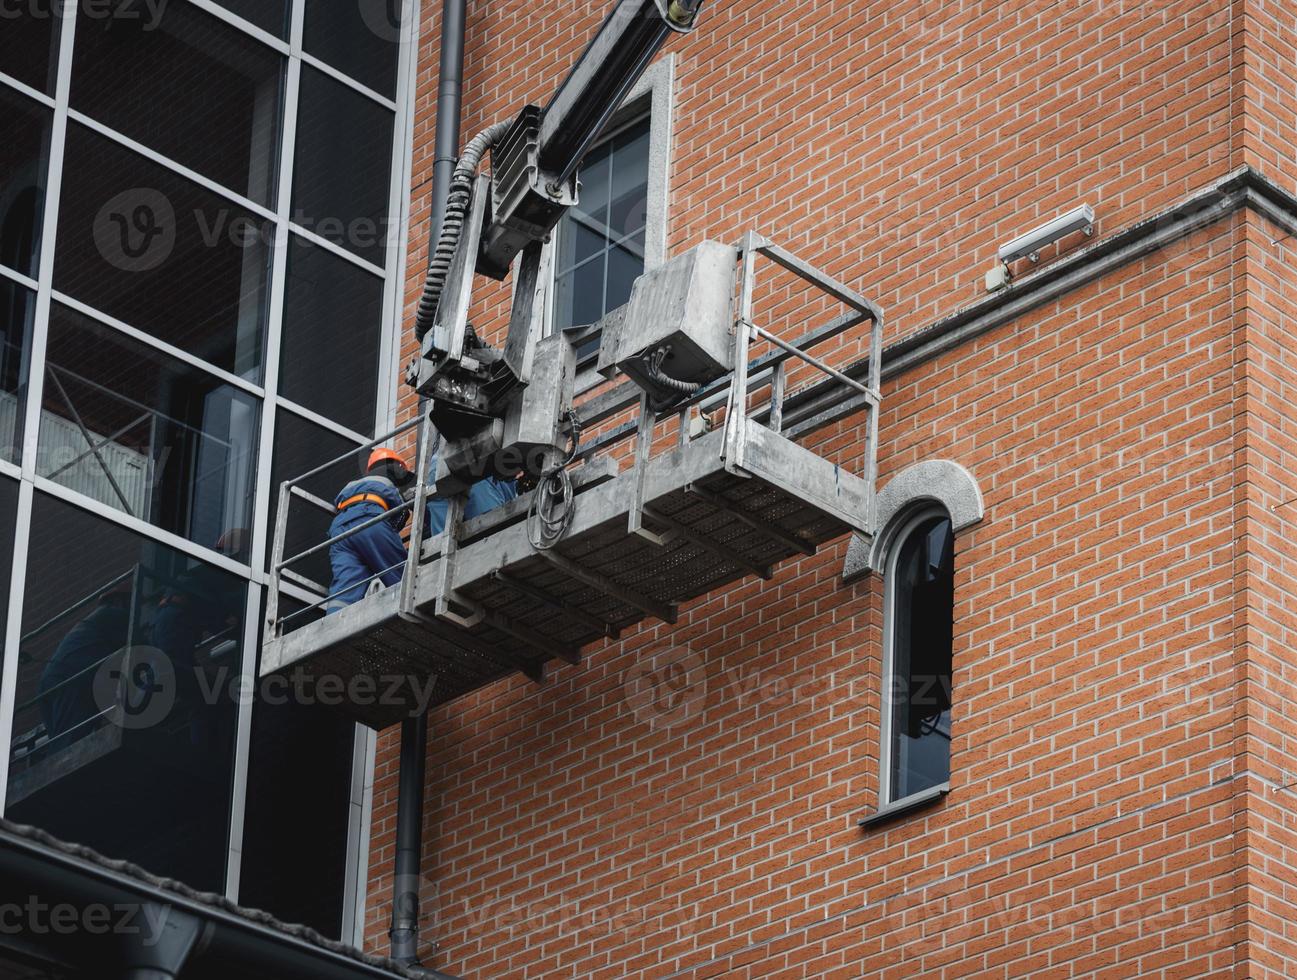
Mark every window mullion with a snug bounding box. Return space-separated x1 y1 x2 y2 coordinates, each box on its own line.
225 0 308 905
0 0 81 819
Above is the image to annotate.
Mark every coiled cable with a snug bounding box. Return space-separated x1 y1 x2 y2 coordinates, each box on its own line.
643 345 702 396
527 410 582 551
415 120 512 342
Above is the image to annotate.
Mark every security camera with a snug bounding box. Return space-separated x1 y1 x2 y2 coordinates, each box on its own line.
998 204 1094 264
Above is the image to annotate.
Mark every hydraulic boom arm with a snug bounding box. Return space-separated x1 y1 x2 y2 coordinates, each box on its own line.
407 0 706 491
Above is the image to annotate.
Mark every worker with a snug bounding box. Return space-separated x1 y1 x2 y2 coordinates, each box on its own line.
152 531 247 747
38 578 133 741
424 436 518 535
327 448 415 613
153 532 247 660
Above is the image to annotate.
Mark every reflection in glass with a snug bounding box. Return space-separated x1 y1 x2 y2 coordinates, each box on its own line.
303 0 402 99
0 87 52 279
209 0 290 37
54 124 271 378
0 1 59 94
292 66 394 266
0 279 36 465
37 305 260 550
280 236 384 436
552 116 650 351
6 493 246 892
240 596 353 938
71 0 285 207
886 513 954 802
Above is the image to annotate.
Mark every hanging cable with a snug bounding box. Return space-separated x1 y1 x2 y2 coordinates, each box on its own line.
414 120 512 342
528 409 582 550
642 344 702 396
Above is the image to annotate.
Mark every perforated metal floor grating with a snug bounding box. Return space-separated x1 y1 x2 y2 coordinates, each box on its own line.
262 423 869 729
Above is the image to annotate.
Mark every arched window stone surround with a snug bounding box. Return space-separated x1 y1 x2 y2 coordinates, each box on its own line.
843 459 985 582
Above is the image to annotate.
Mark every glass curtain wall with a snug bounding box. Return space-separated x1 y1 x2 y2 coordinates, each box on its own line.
0 0 413 940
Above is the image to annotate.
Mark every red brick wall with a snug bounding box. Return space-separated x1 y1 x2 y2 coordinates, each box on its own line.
368 219 1253 977
397 0 1238 399
368 0 1297 975
1236 0 1297 190
1232 210 1297 976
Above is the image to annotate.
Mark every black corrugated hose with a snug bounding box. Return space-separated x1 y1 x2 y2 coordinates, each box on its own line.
414 120 512 342
644 345 702 395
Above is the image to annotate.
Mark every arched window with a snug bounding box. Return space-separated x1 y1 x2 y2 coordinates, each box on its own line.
881 507 954 806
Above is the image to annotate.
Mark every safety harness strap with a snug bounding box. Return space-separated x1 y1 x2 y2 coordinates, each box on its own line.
338 492 391 513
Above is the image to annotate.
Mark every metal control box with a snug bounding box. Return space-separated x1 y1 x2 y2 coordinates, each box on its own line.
596 241 736 398
501 331 577 469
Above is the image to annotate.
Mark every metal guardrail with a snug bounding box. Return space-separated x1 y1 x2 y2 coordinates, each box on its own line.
266 413 431 638
264 233 884 644
12 562 242 764
720 232 882 530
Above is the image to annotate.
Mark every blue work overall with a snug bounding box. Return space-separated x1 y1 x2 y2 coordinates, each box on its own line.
39 600 129 739
423 443 518 535
326 475 409 614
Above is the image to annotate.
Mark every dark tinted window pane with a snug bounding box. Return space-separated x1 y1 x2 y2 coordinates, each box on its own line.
0 1 59 94
292 66 394 266
552 116 649 335
280 236 384 435
54 123 271 377
0 279 36 465
303 0 402 99
269 409 364 587
607 124 649 240
240 597 352 936
7 493 247 891
210 0 289 37
554 258 604 336
887 514 954 802
0 88 52 278
38 305 260 549
0 477 16 627
71 0 284 206
606 232 644 312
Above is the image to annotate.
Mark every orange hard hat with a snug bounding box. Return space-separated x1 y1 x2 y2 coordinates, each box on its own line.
215 528 250 555
367 447 409 471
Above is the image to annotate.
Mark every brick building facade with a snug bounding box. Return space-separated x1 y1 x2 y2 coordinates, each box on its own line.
364 1 1297 976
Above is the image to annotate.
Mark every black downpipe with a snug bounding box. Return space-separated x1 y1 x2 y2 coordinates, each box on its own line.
430 0 466 253
388 713 429 965
389 0 466 967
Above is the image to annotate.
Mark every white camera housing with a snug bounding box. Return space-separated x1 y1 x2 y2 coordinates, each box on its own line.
998 204 1095 263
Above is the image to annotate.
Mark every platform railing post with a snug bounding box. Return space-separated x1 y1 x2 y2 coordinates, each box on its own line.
432 493 479 626
266 480 293 640
399 410 435 619
629 390 674 546
864 307 884 535
724 233 759 474
769 361 786 433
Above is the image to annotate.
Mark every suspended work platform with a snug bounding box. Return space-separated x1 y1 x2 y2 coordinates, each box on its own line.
261 235 883 729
